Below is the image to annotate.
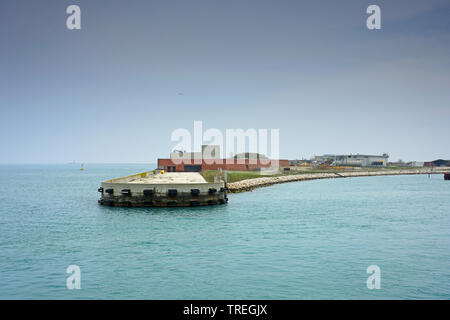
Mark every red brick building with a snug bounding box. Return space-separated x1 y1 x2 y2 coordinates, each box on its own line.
158 158 290 172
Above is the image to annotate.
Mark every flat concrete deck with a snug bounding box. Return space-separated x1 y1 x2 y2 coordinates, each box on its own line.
126 172 207 184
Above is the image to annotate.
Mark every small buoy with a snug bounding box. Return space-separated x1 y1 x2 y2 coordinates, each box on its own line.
161 170 165 174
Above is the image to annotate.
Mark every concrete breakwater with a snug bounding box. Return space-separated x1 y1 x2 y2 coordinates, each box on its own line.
99 171 227 207
227 168 450 193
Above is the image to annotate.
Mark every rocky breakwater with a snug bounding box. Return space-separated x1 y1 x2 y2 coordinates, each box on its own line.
227 168 450 193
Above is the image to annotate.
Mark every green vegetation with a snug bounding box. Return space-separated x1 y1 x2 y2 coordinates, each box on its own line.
201 170 269 183
383 166 420 170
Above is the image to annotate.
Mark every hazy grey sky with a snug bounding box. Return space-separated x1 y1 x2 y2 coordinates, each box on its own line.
1 0 449 163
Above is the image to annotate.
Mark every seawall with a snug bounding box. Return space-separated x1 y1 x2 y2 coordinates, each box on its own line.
227 168 450 193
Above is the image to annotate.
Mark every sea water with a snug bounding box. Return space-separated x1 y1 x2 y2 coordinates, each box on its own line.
0 164 449 299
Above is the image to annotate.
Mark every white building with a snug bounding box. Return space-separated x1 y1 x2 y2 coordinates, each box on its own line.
410 161 424 167
170 145 220 160
313 153 389 167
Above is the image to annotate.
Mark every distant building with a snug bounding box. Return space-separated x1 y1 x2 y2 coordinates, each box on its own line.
313 153 389 167
169 145 220 161
202 145 220 160
234 152 268 160
424 159 450 167
160 145 289 172
290 159 312 166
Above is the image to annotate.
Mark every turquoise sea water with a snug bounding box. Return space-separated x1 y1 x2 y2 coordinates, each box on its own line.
0 164 449 299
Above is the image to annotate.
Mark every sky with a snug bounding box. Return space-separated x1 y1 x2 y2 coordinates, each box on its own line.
0 0 449 163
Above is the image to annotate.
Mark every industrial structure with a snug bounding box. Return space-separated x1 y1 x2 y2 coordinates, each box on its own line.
159 145 289 172
424 159 450 167
313 153 389 167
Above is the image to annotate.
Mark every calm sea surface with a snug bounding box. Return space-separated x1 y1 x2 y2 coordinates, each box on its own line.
0 164 449 299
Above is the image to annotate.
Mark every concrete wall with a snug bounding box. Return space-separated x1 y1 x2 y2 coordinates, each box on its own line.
100 179 226 207
101 181 224 195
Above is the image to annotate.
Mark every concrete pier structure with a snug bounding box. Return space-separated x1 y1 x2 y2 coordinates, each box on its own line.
98 171 227 207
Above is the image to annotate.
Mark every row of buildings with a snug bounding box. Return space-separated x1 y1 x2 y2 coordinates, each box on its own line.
424 159 450 167
303 156 449 168
157 146 448 172
311 153 390 167
158 145 289 172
